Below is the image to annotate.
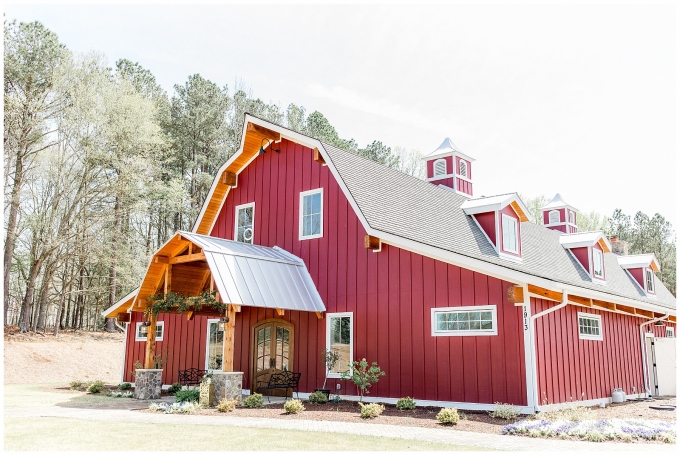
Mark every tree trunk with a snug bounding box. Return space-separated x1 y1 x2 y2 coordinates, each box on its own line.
19 258 43 333
107 197 120 332
4 156 24 325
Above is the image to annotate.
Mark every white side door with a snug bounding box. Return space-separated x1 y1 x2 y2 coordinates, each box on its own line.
653 337 676 396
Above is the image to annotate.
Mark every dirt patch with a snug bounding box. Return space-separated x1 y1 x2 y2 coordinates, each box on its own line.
4 328 125 384
589 397 676 422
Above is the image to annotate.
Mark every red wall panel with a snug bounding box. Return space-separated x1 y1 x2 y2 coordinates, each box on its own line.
570 247 589 273
474 212 497 245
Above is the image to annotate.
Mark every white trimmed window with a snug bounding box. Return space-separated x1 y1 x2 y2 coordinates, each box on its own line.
135 321 164 342
299 188 323 240
646 269 655 293
326 313 353 377
502 214 519 254
578 313 602 340
592 249 604 278
433 159 446 177
431 305 497 336
235 202 255 244
548 210 560 224
666 327 674 338
459 159 468 177
569 211 575 224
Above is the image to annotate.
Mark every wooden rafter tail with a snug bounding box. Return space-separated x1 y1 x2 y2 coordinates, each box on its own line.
592 299 616 311
276 308 285 316
221 171 237 186
364 235 381 252
669 315 676 323
636 308 654 319
506 285 525 305
615 304 636 316
567 294 592 307
527 284 562 302
313 148 326 165
186 311 194 321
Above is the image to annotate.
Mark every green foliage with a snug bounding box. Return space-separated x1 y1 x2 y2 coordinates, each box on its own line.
396 397 416 411
70 380 86 391
118 382 132 391
436 408 460 425
175 388 200 403
489 402 521 420
216 398 238 412
585 430 605 442
146 291 226 317
243 393 264 408
86 380 104 394
359 402 385 419
341 358 385 401
283 399 305 414
167 382 182 395
321 348 341 389
358 141 399 168
131 360 143 378
308 391 328 404
535 404 595 422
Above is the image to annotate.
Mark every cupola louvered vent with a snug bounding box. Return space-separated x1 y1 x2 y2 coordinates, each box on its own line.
433 159 446 176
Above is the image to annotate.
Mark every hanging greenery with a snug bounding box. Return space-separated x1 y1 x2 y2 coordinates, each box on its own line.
145 290 227 317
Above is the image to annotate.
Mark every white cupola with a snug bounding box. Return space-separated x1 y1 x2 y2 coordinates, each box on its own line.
541 193 578 233
423 138 475 197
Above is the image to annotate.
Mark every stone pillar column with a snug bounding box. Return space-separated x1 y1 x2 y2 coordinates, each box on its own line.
211 372 243 406
134 369 163 399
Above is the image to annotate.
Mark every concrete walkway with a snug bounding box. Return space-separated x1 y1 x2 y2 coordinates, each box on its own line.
6 405 675 452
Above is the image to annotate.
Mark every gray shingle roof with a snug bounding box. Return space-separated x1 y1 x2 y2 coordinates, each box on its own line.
321 142 676 312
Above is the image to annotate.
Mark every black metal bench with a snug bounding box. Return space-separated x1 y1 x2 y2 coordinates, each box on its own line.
178 368 207 387
256 371 301 402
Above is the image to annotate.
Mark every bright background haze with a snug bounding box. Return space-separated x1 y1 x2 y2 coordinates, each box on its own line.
5 3 676 225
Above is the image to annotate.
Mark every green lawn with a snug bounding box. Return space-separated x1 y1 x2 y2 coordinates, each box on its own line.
3 383 135 408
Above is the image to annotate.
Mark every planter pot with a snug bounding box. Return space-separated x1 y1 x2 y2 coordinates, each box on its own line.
315 388 331 399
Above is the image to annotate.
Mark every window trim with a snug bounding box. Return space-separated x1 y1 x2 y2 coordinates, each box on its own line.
135 321 164 342
433 158 447 177
592 248 604 279
577 312 603 341
431 305 498 337
326 312 353 378
646 269 655 293
234 202 255 244
548 210 560 225
666 327 674 338
299 188 324 240
569 211 575 225
458 159 468 177
501 213 519 254
205 318 224 371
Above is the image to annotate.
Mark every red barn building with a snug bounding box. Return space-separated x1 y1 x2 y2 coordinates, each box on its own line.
104 115 676 411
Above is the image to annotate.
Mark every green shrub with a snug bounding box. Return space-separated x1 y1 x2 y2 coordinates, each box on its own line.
308 391 328 404
118 382 132 391
359 402 385 419
396 397 416 411
175 388 200 403
284 399 305 414
70 380 86 391
659 433 675 444
489 402 521 420
619 434 633 443
243 393 264 408
86 380 104 394
341 358 385 401
216 398 238 412
167 382 182 395
436 408 459 425
585 430 605 442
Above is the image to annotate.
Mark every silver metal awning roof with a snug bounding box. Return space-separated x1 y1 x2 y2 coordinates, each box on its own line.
179 232 326 313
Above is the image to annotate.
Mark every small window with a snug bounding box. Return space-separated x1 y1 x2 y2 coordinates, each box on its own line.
431 305 498 336
666 327 674 338
569 211 575 224
299 188 323 239
235 202 255 244
646 269 655 293
592 249 604 278
135 321 164 342
326 313 353 377
502 214 519 254
578 313 602 340
459 159 468 177
433 159 446 177
548 210 560 224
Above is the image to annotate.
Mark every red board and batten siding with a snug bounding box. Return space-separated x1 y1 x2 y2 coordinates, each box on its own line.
474 212 497 244
650 321 676 337
207 138 528 404
531 298 646 404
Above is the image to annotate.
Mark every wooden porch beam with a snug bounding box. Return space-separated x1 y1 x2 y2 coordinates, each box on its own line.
154 256 169 264
222 304 237 372
169 252 206 264
527 284 562 302
144 312 157 369
276 309 285 316
186 311 194 321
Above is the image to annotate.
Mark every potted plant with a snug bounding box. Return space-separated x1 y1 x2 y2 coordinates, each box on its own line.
315 348 341 399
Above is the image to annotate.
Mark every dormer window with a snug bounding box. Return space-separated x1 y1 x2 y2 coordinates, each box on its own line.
459 160 468 177
592 249 604 278
569 211 575 225
501 214 519 254
548 210 560 224
433 159 446 177
646 269 655 293
617 254 660 296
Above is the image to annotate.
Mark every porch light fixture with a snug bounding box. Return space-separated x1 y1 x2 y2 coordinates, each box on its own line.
259 138 279 155
218 316 229 331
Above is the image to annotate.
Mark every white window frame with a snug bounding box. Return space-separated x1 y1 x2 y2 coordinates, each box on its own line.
646 269 655 293
548 210 560 225
205 318 224 371
666 327 674 338
459 159 468 177
592 248 604 279
234 202 255 244
299 188 324 240
135 321 164 342
326 312 353 378
433 159 447 177
577 312 603 341
569 211 575 225
431 305 498 337
501 214 519 254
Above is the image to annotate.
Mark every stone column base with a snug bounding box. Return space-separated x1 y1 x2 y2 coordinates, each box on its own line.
212 372 243 406
134 369 163 400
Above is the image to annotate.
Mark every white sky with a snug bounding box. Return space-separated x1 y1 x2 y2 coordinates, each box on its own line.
5 2 677 226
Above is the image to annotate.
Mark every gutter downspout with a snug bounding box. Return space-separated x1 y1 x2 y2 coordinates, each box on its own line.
528 290 568 411
639 313 669 397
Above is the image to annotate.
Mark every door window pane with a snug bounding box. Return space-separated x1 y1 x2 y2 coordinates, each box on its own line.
328 315 351 374
236 204 254 244
207 321 224 371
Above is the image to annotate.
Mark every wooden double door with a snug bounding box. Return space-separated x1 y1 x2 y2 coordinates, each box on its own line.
251 319 294 396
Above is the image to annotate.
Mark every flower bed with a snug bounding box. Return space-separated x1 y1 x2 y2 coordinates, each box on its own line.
503 418 676 443
149 401 201 414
